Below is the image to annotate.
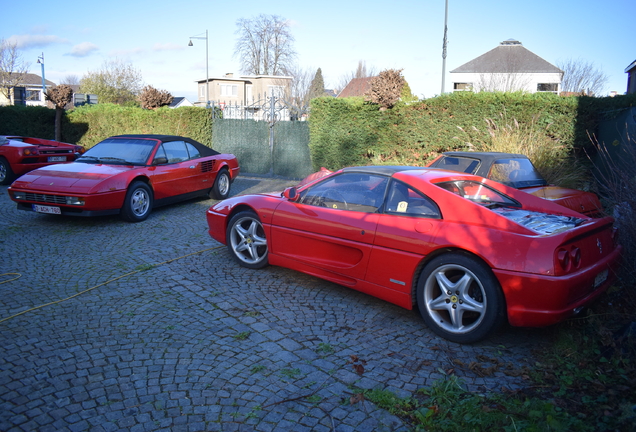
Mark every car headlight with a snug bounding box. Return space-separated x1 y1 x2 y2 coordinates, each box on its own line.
12 191 26 200
65 196 85 206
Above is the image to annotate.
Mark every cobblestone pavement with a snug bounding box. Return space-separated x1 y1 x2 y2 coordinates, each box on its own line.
0 177 553 432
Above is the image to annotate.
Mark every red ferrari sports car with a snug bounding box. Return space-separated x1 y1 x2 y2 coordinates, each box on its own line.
207 166 621 343
427 151 603 217
0 135 84 185
8 134 239 222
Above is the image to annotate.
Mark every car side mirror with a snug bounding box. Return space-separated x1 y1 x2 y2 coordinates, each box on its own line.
283 187 299 201
153 157 168 165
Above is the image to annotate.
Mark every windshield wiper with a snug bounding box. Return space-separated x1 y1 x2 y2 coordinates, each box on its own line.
97 157 134 165
77 155 101 163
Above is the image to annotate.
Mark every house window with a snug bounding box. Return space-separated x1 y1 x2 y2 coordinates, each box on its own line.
453 83 472 91
199 84 205 98
537 83 558 92
26 90 41 101
220 84 238 97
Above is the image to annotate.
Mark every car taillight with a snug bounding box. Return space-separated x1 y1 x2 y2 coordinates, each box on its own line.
557 249 570 272
76 146 86 154
23 147 39 156
570 247 581 268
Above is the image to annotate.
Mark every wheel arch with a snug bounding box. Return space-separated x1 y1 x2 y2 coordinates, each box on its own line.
411 247 505 310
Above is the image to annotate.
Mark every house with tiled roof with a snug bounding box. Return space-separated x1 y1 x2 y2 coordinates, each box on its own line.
0 73 55 106
337 77 375 98
450 40 563 94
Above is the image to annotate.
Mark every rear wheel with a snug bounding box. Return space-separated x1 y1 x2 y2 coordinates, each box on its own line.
120 181 153 222
209 169 231 200
417 253 504 343
0 158 15 185
226 211 268 269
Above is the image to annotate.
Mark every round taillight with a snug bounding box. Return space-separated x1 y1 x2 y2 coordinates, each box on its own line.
557 249 570 270
570 247 581 267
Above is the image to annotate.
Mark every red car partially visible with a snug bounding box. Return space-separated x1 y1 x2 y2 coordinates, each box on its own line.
0 135 84 185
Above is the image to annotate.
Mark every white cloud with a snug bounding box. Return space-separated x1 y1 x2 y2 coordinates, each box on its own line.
67 42 99 57
8 34 69 49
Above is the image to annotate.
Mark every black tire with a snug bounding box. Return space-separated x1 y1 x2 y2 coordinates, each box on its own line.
209 169 231 200
226 211 269 269
0 158 16 185
416 253 504 344
120 181 153 222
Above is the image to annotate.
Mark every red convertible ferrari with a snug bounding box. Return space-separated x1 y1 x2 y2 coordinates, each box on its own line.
207 166 621 343
0 135 84 185
8 134 239 222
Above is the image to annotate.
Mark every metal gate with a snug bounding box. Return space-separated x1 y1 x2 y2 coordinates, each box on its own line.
211 96 313 179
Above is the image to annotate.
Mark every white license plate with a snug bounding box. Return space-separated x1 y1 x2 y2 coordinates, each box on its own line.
33 204 61 214
594 269 608 287
48 156 66 162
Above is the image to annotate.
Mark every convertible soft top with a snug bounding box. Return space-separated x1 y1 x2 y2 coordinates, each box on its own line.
110 134 220 157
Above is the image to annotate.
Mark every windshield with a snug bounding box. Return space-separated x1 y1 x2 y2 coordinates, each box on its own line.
77 138 156 165
488 158 547 188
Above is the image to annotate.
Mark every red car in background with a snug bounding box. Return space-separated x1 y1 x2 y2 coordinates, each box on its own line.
427 152 603 217
207 166 621 343
0 135 84 185
8 134 239 222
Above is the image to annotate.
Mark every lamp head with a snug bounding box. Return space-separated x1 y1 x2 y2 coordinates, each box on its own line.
188 40 193 47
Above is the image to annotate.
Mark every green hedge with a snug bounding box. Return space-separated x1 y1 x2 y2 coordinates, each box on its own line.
308 92 636 171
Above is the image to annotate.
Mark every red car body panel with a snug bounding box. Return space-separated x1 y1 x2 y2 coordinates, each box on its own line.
7 135 239 218
0 135 84 183
207 167 621 329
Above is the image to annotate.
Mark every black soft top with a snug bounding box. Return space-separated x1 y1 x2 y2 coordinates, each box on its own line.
110 134 220 156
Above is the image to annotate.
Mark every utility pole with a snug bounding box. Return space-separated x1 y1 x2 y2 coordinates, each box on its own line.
441 0 448 94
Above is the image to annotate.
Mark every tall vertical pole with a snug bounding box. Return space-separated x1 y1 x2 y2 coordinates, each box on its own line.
205 30 210 109
38 53 46 100
441 0 448 94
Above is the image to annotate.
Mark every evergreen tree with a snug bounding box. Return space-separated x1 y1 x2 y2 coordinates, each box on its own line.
308 68 325 100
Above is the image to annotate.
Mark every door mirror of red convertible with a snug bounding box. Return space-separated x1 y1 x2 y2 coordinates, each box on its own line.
152 157 168 165
283 187 299 201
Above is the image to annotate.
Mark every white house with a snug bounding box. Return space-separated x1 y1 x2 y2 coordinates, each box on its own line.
0 73 55 106
450 40 563 94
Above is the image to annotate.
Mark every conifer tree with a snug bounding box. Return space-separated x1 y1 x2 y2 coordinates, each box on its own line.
308 68 325 99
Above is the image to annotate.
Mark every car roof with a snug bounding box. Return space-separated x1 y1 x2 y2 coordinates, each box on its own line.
109 134 219 157
341 165 426 176
441 151 529 164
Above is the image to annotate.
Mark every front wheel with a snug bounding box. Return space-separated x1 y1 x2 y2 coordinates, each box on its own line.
226 211 268 269
120 181 153 222
0 158 15 185
209 169 231 200
416 253 504 344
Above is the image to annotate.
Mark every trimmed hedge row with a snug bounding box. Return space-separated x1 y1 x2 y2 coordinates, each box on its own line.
308 92 636 171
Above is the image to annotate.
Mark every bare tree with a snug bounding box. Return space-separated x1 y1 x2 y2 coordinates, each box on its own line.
45 85 74 141
336 60 377 93
234 14 296 75
0 38 30 105
558 58 608 96
284 65 313 120
138 85 174 109
79 59 143 105
365 69 405 110
61 75 80 86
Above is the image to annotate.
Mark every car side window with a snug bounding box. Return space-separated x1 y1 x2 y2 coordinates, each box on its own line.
435 156 479 174
384 180 441 218
299 172 388 212
186 142 201 159
163 141 189 163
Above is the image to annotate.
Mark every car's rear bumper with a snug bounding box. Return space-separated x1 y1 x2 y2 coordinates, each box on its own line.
495 245 622 327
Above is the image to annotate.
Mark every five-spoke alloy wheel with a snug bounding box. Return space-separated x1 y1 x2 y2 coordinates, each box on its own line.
226 211 269 269
121 181 153 222
210 169 231 200
417 253 504 343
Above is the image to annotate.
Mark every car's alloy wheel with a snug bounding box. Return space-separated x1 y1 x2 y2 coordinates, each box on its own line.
210 169 230 200
0 158 15 185
121 181 153 222
226 211 268 269
417 253 504 343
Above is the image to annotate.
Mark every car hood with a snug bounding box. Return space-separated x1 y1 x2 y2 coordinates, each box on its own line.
522 186 603 216
11 162 135 193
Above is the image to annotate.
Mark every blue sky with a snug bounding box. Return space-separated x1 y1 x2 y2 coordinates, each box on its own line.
3 0 634 102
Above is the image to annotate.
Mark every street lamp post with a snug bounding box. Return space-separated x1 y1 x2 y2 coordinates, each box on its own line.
188 30 210 108
37 53 46 102
441 0 448 94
